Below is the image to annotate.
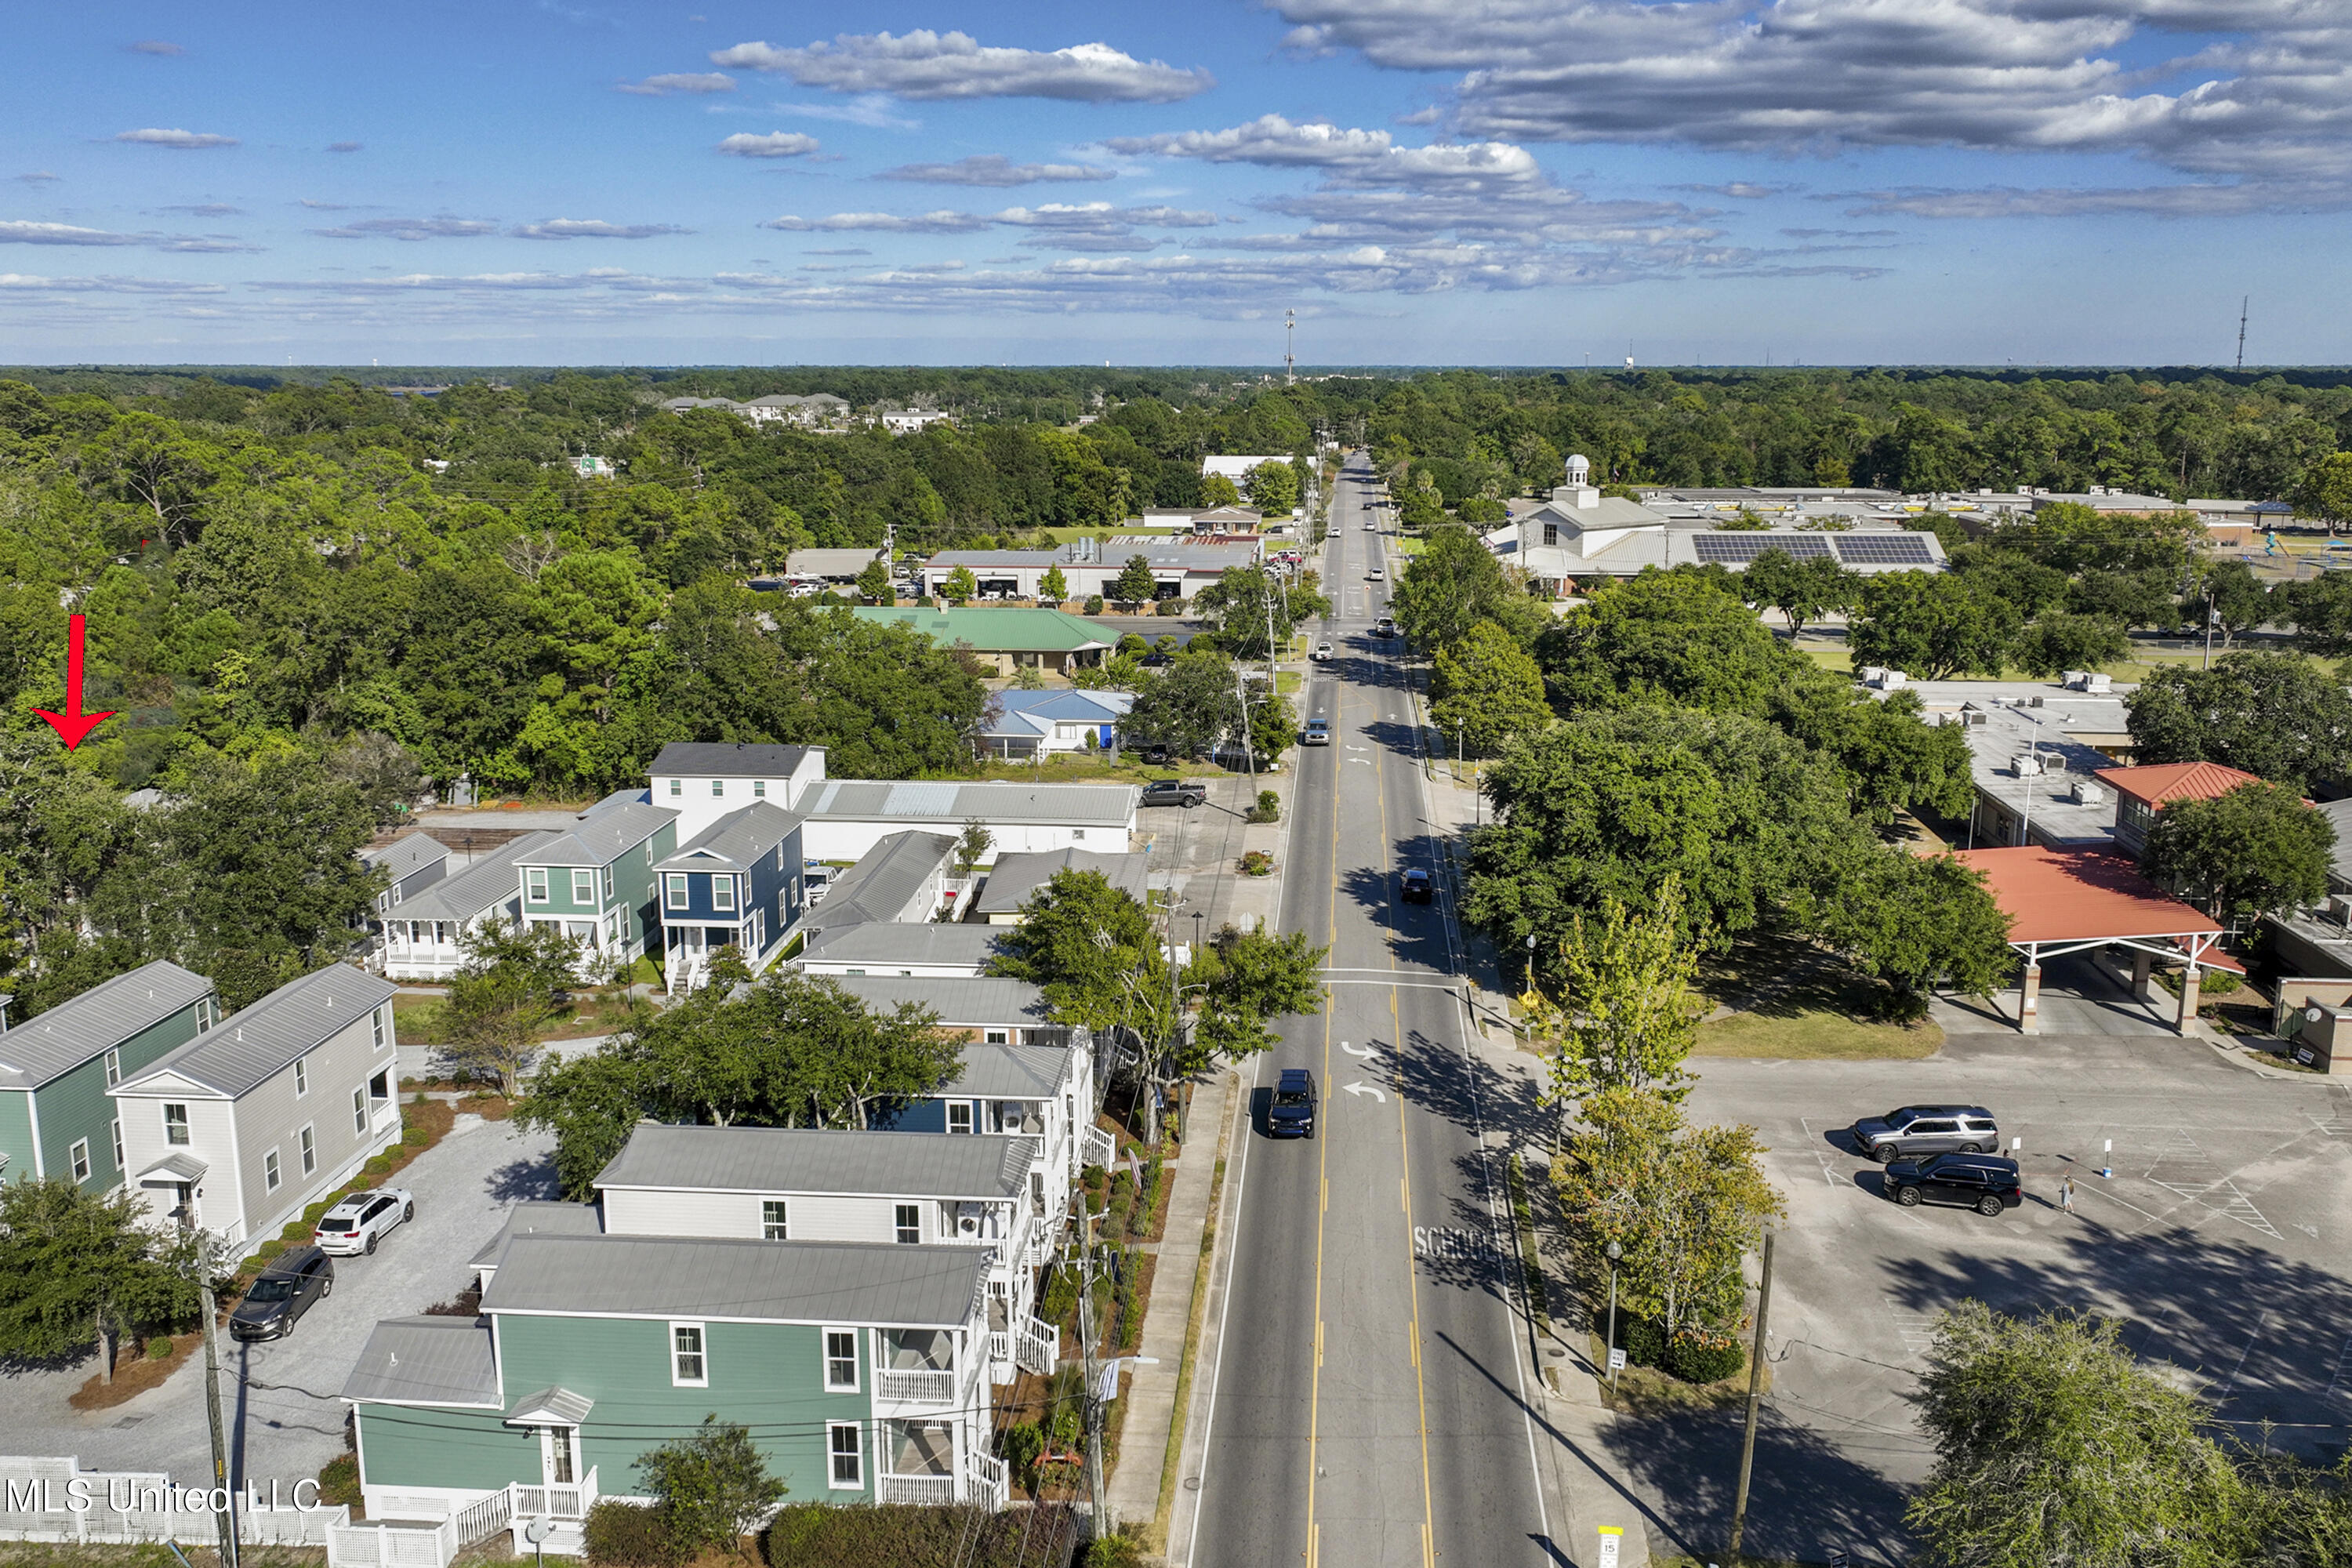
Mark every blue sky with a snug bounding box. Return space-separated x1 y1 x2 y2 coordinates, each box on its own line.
5 0 2350 366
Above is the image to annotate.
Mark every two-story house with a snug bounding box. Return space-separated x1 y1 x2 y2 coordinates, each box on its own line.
111 964 402 1252
655 802 806 994
343 1231 1004 1543
648 742 827 844
862 1034 1105 1236
362 833 453 929
513 794 679 981
377 838 539 981
594 1123 1058 1382
807 831 956 927
0 961 220 1192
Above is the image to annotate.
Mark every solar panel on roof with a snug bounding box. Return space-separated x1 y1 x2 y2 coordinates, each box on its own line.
1832 534 1935 565
1692 534 1833 563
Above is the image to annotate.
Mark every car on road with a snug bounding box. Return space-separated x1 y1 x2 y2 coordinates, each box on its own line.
229 1247 334 1341
1849 1105 2001 1163
1140 778 1208 808
1398 868 1433 904
1367 566 1385 580
1269 1068 1317 1139
1373 617 1397 637
1882 1152 2024 1216
315 1187 416 1256
1364 519 1378 531
1311 641 1334 662
1302 719 1332 746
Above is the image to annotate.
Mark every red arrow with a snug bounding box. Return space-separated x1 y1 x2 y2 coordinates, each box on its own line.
33 614 118 750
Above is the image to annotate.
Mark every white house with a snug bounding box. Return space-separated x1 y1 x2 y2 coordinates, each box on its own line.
797 779 1137 865
648 742 828 845
111 964 403 1255
799 924 1006 978
1201 456 1290 485
877 408 953 434
376 838 536 981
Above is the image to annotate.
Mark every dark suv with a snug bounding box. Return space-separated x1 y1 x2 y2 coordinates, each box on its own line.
1140 778 1207 808
1883 1153 2023 1216
230 1247 333 1341
1850 1105 2000 1163
1269 1069 1317 1139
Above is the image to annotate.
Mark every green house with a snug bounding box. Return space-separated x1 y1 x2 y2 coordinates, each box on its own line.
0 961 219 1191
342 1229 1005 1546
510 795 679 980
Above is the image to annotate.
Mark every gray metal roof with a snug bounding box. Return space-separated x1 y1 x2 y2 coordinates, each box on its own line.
826 975 1053 1028
801 779 1138 828
972 850 1148 917
651 742 818 778
361 833 451 879
0 960 213 1091
518 801 677 869
481 1233 988 1328
390 837 542 925
468 1200 606 1271
2321 798 2352 885
505 1386 593 1425
116 964 398 1099
659 802 804 874
342 1316 500 1405
597 1123 1030 1200
942 1041 1077 1099
819 831 954 926
800 922 1006 971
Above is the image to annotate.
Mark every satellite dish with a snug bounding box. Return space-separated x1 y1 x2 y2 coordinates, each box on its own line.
522 1519 552 1545
2307 1006 2326 1025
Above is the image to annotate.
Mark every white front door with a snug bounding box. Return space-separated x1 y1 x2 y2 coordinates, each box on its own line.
540 1425 578 1486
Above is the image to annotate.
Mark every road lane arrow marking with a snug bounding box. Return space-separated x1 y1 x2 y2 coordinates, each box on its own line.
1341 1041 1378 1059
1343 1081 1387 1102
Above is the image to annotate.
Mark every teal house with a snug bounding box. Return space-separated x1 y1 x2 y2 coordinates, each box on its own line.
343 1228 1005 1548
510 793 680 981
0 961 219 1192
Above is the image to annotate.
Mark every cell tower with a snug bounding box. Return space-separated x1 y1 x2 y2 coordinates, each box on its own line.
1284 309 1296 383
2235 295 2249 372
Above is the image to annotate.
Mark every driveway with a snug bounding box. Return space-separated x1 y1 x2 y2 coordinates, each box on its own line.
1602 1029 2352 1566
1933 949 2194 1037
0 1114 558 1492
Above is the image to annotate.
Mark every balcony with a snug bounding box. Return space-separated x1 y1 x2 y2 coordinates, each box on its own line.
876 1367 955 1404
876 1473 956 1507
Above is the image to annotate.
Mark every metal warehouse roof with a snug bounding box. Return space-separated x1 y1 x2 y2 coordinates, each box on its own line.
826 974 1054 1026
115 964 397 1099
597 1123 1031 1200
801 779 1138 827
659 802 805 873
342 1316 500 1406
0 960 214 1091
481 1233 988 1328
650 742 818 778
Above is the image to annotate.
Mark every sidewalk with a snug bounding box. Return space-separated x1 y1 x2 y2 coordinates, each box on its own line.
1102 1063 1235 1551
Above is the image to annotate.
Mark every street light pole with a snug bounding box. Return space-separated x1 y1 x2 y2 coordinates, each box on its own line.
1726 1230 1778 1567
1603 1240 1622 1394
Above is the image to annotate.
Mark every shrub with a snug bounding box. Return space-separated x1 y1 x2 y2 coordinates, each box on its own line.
1041 1265 1079 1327
363 1155 394 1176
637 1416 786 1555
315 1453 362 1512
766 1502 1090 1566
998 1421 1046 1492
1240 850 1274 877
1664 1332 1746 1385
1156 597 1186 616
1085 1529 1145 1568
583 1499 681 1568
1620 1316 1666 1369
253 1240 285 1263
1084 595 1106 615
146 1336 173 1361
1246 789 1280 824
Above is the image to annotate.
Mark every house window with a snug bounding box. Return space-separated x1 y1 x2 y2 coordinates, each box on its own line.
668 779 681 797
294 1057 309 1096
353 1087 368 1135
572 869 596 905
70 1139 91 1183
827 1424 862 1490
713 877 735 912
762 1200 789 1240
602 866 614 901
666 874 689 909
1032 1170 1045 1208
264 1149 281 1192
824 1329 858 1392
196 1000 212 1033
165 1105 190 1145
753 780 767 799
895 1203 920 1245
711 779 726 798
984 1029 1010 1046
527 868 550 904
1073 829 1086 842
671 1323 708 1386
947 1103 974 1135
111 1119 124 1174
373 1005 390 1050
299 1125 317 1176
103 1048 121 1087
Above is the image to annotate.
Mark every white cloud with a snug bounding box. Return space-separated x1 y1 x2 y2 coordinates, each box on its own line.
0 222 141 247
761 95 920 129
619 71 735 95
313 216 499 240
159 202 244 217
510 219 692 239
877 154 1116 186
1107 115 1539 191
710 30 1212 103
717 131 822 158
760 210 992 233
114 128 238 149
1676 183 1799 199
1836 181 2352 218
0 273 224 295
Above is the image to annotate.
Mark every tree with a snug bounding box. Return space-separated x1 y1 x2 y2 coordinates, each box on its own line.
951 818 993 879
942 565 978 605
1392 525 1544 651
1241 459 1299 517
2125 653 2352 792
1184 924 1329 1069
989 869 1174 1047
1122 649 1247 759
444 920 583 1094
1848 570 2017 678
1777 685 1976 829
1112 554 1158 609
1523 877 1704 1109
1199 471 1242 508
1907 1303 2243 1568
2064 568 2176 630
638 1417 786 1555
1535 568 1803 716
2285 571 2352 657
1039 563 1069 604
0 1179 205 1382
855 557 891 604
1191 564 1327 662
2295 452 2352 534
2183 557 2270 647
1432 621 1552 757
2009 612 2131 678
1812 851 2015 1019
1741 550 1855 637
2141 781 2334 924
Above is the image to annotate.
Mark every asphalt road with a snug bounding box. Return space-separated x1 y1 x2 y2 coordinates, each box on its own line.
1187 460 1556 1567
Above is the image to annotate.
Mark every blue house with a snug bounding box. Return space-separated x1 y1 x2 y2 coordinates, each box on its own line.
657 802 805 993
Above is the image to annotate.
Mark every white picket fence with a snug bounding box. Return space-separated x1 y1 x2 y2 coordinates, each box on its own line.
325 1468 598 1568
0 1456 347 1547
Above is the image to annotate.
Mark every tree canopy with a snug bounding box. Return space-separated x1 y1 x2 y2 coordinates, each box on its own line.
2125 654 2352 793
2141 782 2335 924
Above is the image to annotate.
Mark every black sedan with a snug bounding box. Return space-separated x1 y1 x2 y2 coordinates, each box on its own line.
1398 869 1434 904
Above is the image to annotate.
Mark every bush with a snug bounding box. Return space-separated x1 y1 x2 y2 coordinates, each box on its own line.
1156 597 1186 616
1085 1529 1145 1568
637 1417 785 1555
1240 850 1274 877
583 1499 681 1568
998 1421 1046 1493
765 1502 1090 1567
315 1452 362 1512
253 1240 285 1263
1246 789 1280 824
364 1155 394 1176
1084 595 1106 615
1620 1316 1666 1369
146 1336 173 1361
1041 1265 1079 1326
1664 1331 1746 1385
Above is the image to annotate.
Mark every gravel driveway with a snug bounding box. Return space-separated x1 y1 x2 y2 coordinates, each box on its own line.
0 1113 558 1493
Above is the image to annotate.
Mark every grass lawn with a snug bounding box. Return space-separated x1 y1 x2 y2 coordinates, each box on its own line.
1697 1007 1942 1061
1694 935 1944 1061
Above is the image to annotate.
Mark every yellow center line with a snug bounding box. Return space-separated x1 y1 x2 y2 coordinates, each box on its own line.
1305 574 1345 1567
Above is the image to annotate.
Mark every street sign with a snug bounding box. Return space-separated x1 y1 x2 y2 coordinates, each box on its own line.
1607 1348 1627 1372
1597 1525 1623 1568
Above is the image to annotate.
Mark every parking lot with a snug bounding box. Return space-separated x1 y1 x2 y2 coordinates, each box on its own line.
1606 1026 2352 1565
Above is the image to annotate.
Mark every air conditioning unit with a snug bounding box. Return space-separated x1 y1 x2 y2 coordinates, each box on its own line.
2072 780 2106 806
1965 710 1989 726
2013 753 2045 777
2028 695 2046 707
1859 665 1887 684
956 1203 984 1239
2329 895 2352 927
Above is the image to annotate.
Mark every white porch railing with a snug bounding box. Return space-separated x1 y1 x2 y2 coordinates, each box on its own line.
877 1367 955 1403
967 1450 1010 1512
1081 1125 1116 1171
332 1467 597 1568
1016 1315 1059 1377
876 1472 956 1506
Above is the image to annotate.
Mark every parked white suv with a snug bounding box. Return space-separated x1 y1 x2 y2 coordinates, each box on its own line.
315 1188 415 1256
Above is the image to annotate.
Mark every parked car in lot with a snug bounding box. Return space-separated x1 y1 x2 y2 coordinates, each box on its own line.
1131 742 1174 766
230 1247 333 1341
1398 868 1433 904
1302 719 1332 746
1850 1105 2001 1163
1140 778 1208 808
315 1187 416 1256
1883 1153 2023 1216
1269 1068 1318 1138
1311 641 1334 662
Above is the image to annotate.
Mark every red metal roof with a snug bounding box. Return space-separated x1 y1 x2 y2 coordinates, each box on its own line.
2093 761 2263 809
1949 847 2223 946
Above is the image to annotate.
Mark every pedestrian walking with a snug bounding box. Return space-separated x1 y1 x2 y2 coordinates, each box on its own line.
2060 1172 2076 1215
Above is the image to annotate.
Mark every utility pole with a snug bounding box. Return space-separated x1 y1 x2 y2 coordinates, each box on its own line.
1284 309 1295 384
197 1242 240 1568
1725 1231 1777 1566
2236 295 2249 372
1077 1239 1108 1534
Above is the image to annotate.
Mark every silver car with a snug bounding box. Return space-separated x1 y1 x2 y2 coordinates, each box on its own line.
314 1187 416 1256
